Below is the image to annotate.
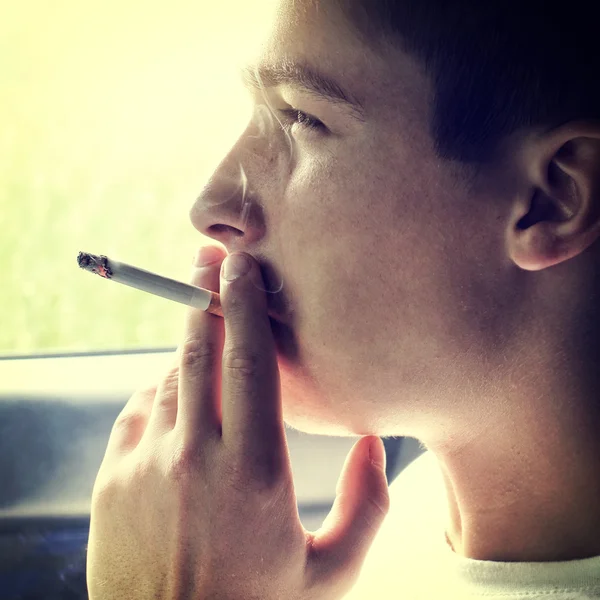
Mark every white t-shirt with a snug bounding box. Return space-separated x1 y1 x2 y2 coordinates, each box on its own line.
343 451 600 599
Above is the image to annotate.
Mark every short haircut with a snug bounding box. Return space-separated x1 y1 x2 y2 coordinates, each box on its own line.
334 0 600 164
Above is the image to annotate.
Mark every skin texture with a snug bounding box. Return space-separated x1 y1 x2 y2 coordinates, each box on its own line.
86 249 391 600
189 0 600 563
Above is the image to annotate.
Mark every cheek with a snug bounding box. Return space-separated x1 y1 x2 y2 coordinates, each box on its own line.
278 143 405 349
277 138 451 329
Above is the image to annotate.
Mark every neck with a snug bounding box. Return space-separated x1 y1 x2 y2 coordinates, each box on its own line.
430 341 600 562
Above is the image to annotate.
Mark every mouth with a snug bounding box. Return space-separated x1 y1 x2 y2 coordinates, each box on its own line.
268 309 292 330
268 314 291 340
269 315 284 330
223 255 289 327
268 315 295 363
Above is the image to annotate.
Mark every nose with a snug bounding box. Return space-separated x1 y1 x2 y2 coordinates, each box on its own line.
189 116 276 251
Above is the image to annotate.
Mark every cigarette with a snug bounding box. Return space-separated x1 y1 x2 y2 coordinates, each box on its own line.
77 251 225 317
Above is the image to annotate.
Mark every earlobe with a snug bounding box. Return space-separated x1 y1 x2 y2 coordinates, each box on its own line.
507 123 600 272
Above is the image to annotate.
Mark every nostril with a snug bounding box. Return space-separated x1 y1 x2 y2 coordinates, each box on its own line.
207 224 243 237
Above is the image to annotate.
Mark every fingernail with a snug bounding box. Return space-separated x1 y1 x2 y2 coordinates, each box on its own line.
194 246 223 267
222 253 251 281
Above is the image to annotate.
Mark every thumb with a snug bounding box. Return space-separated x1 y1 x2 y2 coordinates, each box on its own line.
308 436 390 593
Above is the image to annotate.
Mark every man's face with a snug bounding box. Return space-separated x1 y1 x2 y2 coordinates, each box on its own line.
190 0 513 438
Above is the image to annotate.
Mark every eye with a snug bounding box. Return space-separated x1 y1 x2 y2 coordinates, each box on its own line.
277 108 327 134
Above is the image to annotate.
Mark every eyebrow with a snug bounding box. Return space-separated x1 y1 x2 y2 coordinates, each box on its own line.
239 60 366 121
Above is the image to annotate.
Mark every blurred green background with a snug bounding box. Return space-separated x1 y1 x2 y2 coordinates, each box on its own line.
1 1 273 355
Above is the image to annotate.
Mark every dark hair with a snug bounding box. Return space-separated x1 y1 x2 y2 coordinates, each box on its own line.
335 0 600 164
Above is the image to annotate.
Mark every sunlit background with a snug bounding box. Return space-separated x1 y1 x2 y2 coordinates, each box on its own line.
1 0 276 355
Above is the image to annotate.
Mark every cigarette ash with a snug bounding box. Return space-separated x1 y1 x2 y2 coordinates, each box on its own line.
77 251 113 278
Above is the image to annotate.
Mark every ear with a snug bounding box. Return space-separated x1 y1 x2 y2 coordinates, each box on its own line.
507 121 600 271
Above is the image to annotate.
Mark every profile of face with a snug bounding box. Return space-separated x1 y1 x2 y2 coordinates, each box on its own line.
189 0 563 439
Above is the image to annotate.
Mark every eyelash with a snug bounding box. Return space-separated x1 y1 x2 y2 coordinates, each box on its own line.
277 108 326 134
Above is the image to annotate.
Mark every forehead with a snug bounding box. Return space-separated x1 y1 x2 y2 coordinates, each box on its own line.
253 0 429 118
253 2 371 86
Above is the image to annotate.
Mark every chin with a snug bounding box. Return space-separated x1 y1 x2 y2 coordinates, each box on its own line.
273 322 362 437
283 414 359 437
280 392 359 437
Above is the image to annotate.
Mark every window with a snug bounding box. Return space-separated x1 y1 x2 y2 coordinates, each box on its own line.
2 1 274 356
0 10 410 597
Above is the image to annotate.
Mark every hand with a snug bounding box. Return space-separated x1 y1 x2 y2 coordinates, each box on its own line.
86 247 390 600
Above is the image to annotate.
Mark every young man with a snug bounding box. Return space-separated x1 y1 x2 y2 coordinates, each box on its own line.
86 1 600 598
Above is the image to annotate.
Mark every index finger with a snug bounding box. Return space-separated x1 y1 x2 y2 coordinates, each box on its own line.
176 247 227 443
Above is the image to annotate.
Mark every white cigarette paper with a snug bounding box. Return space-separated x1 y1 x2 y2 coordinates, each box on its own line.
77 252 223 317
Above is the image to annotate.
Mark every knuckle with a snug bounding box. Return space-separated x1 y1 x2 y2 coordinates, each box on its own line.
163 364 179 383
91 469 124 509
180 338 219 369
131 456 154 483
159 366 179 396
113 410 145 432
222 348 260 379
222 458 244 484
222 454 281 497
128 386 157 407
166 444 200 483
131 381 158 400
92 455 156 509
139 383 159 398
222 460 254 495
91 479 115 510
